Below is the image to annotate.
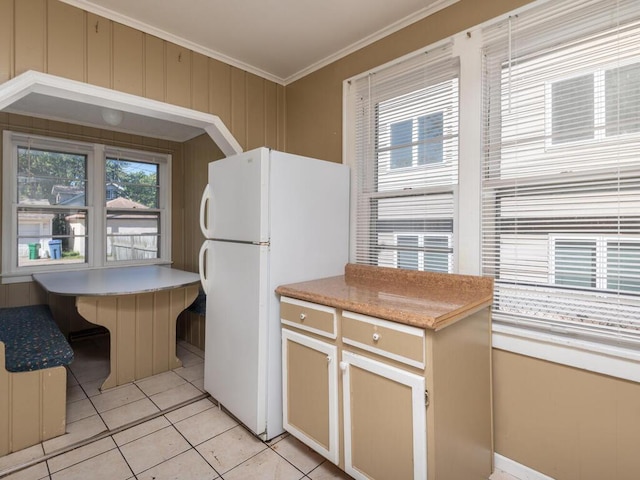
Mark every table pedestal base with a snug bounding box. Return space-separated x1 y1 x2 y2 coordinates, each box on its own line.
76 285 199 390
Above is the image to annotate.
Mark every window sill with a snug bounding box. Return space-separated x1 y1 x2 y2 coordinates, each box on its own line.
492 323 640 383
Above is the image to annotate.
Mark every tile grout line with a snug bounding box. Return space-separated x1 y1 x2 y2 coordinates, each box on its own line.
145 418 224 479
0 392 211 479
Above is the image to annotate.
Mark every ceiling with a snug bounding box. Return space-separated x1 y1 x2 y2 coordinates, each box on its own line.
59 0 457 85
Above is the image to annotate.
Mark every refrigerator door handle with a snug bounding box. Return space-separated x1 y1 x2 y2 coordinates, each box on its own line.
199 185 212 238
198 241 209 294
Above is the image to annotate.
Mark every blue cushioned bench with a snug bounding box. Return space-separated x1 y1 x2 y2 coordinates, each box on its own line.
0 305 74 456
0 305 74 372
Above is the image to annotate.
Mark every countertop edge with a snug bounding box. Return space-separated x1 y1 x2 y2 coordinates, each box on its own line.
276 285 493 330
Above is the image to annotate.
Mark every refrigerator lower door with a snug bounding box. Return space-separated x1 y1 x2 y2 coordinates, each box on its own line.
203 240 270 438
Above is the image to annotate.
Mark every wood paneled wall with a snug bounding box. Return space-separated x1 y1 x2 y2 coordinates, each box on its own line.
0 0 285 310
0 0 286 152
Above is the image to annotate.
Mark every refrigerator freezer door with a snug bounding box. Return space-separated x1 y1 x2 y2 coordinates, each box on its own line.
203 240 270 437
207 147 269 243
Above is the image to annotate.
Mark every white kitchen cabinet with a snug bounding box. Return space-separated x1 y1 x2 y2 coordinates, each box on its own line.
280 297 340 463
341 350 426 480
281 328 339 463
279 277 493 480
281 297 429 480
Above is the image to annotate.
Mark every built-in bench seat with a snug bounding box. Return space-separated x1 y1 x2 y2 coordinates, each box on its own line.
0 305 74 456
187 288 206 317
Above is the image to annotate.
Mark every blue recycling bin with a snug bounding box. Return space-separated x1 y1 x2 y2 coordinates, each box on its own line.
48 240 62 259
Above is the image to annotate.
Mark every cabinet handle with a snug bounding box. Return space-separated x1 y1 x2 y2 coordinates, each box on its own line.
339 361 348 372
327 356 332 363
299 313 306 321
372 332 381 342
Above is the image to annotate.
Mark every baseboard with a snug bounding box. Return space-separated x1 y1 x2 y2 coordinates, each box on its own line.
494 453 556 480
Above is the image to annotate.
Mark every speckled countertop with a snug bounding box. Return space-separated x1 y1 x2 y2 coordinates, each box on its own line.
276 264 494 330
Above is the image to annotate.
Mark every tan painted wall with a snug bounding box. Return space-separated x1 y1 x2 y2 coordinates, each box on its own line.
285 0 532 163
0 0 285 307
283 0 640 477
494 350 640 479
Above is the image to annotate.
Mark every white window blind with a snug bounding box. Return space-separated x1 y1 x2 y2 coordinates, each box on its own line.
349 43 459 272
482 0 640 346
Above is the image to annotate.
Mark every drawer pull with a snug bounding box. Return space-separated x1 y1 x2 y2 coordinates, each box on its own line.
372 332 381 342
299 313 306 321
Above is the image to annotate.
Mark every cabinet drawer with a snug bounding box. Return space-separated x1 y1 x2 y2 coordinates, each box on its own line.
280 297 337 339
341 311 425 369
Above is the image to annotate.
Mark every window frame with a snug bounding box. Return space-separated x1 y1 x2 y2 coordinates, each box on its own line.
344 44 461 275
2 131 171 282
480 0 640 381
345 0 640 381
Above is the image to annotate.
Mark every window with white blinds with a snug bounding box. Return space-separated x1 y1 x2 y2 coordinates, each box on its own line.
482 0 640 346
348 44 459 272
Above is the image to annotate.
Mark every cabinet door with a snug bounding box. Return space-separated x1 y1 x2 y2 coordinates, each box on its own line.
282 328 339 464
342 350 427 480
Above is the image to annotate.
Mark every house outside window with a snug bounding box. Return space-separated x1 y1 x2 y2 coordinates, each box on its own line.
396 233 452 272
548 63 640 146
2 131 171 282
482 3 640 347
389 112 445 169
347 45 459 273
550 236 640 292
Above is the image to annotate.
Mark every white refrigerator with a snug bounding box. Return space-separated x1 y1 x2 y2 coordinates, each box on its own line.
198 147 349 440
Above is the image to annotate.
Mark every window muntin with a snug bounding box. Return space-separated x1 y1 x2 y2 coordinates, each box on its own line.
2 132 171 279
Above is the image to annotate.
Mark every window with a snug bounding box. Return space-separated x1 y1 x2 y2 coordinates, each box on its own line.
105 157 161 262
550 74 595 144
550 236 640 292
395 233 452 272
482 0 640 347
14 145 88 268
2 132 171 281
346 44 459 273
548 63 640 145
389 112 445 169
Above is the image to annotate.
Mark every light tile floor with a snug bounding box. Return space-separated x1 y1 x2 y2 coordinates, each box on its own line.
0 335 520 480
